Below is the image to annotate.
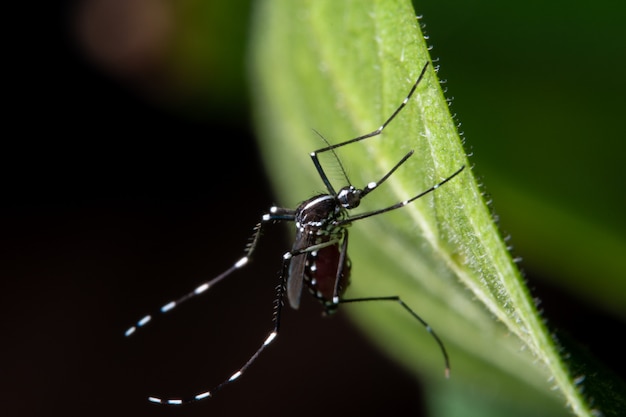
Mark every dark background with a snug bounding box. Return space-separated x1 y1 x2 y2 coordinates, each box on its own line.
4 1 624 417
5 2 426 416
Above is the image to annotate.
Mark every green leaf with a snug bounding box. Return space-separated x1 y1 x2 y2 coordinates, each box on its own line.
248 1 611 416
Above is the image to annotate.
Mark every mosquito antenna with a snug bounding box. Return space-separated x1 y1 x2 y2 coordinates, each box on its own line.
312 128 352 187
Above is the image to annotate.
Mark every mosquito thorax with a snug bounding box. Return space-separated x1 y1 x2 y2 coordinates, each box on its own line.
292 194 342 234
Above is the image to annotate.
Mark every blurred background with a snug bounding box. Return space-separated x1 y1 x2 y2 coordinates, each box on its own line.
3 1 624 416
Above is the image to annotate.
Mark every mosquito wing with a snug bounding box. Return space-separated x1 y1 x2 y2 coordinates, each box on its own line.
286 252 306 309
287 229 315 309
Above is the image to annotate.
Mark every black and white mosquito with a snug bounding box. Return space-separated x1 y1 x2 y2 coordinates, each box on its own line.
125 61 465 405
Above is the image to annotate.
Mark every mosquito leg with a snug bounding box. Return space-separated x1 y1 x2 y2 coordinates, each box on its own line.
357 150 414 201
339 164 465 224
124 208 295 337
339 295 450 378
310 62 430 194
147 259 288 405
331 232 349 306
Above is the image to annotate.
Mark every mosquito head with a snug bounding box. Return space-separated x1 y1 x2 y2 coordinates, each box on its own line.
336 185 362 209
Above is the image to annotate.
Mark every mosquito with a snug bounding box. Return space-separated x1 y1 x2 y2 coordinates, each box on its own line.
125 61 465 405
